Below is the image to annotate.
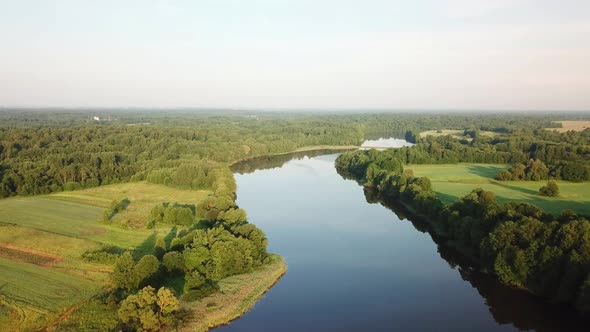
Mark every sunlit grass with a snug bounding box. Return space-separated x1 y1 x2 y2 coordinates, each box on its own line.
409 163 590 216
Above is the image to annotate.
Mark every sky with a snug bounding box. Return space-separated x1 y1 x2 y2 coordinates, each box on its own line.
0 0 589 111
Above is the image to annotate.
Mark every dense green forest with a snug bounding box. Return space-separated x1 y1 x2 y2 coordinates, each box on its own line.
0 113 364 197
1 110 587 198
335 126 590 313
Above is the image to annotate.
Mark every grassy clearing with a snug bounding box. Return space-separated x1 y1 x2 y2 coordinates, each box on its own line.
0 196 150 249
408 163 590 216
179 255 287 332
547 120 590 132
0 182 210 248
52 182 210 228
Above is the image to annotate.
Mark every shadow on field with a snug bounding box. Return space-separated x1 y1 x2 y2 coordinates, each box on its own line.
436 191 459 204
163 226 178 249
492 181 539 195
163 276 186 296
494 195 589 217
465 164 505 179
133 232 157 260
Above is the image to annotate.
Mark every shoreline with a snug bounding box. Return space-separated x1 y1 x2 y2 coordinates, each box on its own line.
228 145 358 168
179 254 287 331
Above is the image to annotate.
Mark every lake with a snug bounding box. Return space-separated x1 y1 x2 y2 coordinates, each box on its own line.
219 152 588 331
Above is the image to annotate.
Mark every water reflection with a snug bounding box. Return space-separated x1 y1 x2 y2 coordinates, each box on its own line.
360 137 414 149
231 149 354 174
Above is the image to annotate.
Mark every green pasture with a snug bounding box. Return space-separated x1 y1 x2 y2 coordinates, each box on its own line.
408 163 590 216
0 182 210 248
0 257 102 331
0 196 149 249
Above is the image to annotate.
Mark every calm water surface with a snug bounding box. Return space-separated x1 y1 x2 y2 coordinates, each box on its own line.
218 152 588 332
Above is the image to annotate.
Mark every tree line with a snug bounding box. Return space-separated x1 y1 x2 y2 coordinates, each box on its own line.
496 159 589 182
2 111 588 198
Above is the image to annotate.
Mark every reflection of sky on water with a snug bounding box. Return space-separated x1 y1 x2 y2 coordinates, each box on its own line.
361 137 414 149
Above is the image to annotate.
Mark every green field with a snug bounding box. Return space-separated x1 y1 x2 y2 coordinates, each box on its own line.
0 258 102 331
408 163 590 216
0 182 210 331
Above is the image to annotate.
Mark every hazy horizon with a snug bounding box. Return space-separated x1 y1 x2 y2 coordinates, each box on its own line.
1 0 589 111
1 107 589 114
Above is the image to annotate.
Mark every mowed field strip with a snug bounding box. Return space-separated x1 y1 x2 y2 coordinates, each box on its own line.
0 182 210 331
408 163 590 216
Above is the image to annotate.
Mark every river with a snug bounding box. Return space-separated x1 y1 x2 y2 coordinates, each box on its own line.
218 151 588 331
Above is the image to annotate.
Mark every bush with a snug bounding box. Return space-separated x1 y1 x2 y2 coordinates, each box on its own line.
539 180 559 197
496 170 512 181
82 246 123 264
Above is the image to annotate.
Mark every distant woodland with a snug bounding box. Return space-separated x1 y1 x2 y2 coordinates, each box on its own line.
1 109 586 198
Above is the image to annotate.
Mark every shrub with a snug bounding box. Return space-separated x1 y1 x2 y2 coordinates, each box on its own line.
539 180 559 197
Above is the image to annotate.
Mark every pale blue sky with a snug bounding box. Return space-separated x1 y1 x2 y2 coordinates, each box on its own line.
1 0 589 110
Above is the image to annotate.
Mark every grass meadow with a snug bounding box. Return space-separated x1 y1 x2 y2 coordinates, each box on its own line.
0 182 210 331
408 163 590 216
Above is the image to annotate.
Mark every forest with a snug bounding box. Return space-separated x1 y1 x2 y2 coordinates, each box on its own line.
2 110 587 198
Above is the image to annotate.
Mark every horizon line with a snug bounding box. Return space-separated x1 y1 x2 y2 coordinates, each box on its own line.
1 106 589 114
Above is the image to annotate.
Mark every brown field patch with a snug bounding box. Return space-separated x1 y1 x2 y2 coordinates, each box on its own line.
0 244 62 267
548 121 590 132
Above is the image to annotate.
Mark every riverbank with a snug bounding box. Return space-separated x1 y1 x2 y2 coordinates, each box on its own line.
291 145 358 152
179 254 287 331
335 149 590 314
229 145 358 168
